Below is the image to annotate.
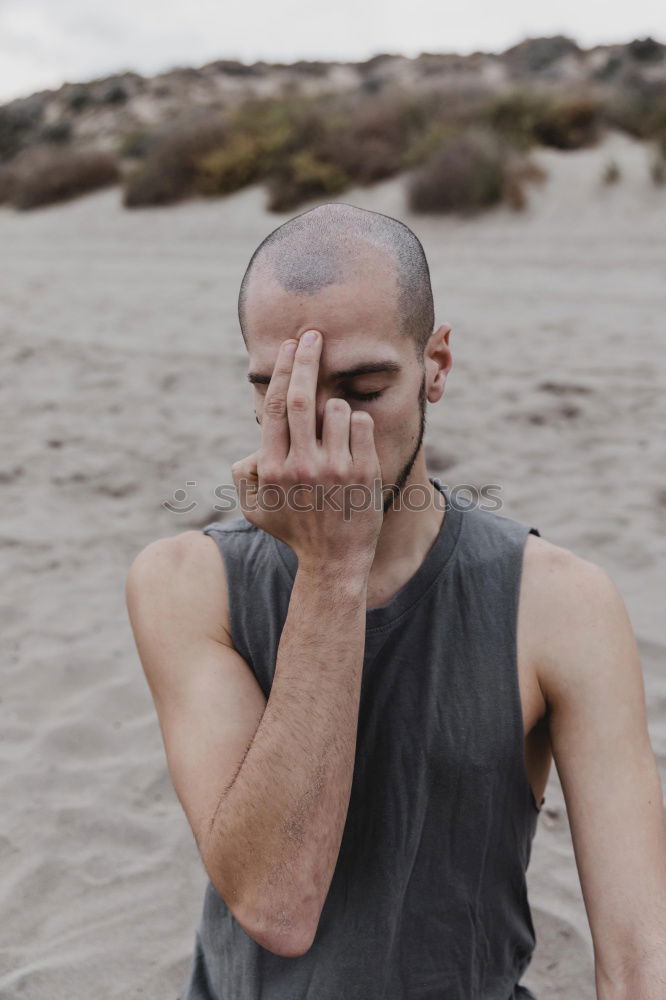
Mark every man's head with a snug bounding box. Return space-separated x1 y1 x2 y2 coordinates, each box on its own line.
238 202 452 512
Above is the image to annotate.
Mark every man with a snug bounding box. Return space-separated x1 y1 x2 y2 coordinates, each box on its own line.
125 203 666 999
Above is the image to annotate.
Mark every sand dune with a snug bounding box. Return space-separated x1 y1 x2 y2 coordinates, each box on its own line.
0 128 664 998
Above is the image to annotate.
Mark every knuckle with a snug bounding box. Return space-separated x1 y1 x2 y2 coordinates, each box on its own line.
264 394 287 418
327 398 350 416
290 460 314 483
288 392 310 412
259 463 281 483
328 462 349 483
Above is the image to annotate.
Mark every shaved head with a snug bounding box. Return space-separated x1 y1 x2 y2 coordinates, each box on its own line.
238 202 435 355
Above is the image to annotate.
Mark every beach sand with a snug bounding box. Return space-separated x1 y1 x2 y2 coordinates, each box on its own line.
1 128 664 998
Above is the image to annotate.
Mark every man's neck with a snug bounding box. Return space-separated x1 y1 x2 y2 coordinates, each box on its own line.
366 465 445 610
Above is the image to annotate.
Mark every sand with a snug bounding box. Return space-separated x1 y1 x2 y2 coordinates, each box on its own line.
1 128 664 998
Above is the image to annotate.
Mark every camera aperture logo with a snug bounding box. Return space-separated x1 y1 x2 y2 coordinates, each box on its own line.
162 480 503 516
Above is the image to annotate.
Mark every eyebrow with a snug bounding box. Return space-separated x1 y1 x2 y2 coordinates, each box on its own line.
247 360 402 385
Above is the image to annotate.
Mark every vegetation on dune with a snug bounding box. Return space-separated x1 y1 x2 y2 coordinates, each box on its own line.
406 125 545 215
0 145 119 210
2 37 666 213
122 113 230 207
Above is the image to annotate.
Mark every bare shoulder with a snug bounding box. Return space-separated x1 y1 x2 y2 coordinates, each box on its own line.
519 531 631 703
125 528 232 646
521 530 622 610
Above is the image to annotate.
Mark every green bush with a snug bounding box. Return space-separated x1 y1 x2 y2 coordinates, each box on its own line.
265 150 349 211
196 96 324 198
229 95 326 160
2 145 119 210
195 133 265 195
481 89 555 150
400 122 458 169
532 96 603 149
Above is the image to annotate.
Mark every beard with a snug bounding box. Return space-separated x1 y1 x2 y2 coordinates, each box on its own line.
382 372 427 514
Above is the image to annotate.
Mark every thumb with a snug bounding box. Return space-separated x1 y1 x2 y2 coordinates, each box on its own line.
231 450 260 517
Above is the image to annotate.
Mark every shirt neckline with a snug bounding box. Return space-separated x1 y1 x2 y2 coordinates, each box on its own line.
272 477 463 631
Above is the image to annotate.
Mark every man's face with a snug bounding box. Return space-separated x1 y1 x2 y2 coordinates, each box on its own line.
244 257 428 512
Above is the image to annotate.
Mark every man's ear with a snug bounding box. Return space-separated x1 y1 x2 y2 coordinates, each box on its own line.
425 323 453 403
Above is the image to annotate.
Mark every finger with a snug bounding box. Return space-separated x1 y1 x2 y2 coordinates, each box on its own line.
260 339 297 465
321 397 352 462
286 329 322 458
350 410 378 476
231 451 260 511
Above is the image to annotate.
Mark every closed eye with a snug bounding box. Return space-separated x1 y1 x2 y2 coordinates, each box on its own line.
343 389 383 402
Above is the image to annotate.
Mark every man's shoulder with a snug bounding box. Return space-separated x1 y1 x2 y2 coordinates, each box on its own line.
127 517 263 577
521 531 613 593
519 532 626 692
125 529 235 645
126 528 234 604
128 527 221 574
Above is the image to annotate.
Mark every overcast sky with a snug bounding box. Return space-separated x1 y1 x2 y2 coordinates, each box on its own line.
1 0 664 103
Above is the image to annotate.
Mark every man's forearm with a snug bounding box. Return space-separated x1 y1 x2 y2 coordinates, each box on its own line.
202 560 369 956
596 950 666 1000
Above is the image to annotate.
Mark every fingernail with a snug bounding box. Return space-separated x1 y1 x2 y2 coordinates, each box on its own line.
283 340 297 355
302 330 318 345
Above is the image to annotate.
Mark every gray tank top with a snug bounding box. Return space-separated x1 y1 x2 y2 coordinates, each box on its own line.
181 478 544 1000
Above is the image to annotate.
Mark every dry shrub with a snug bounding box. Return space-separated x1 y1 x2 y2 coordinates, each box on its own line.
406 127 508 215
315 91 444 185
400 122 459 170
0 96 45 163
503 156 548 209
532 96 603 149
481 88 555 150
650 143 666 185
117 129 156 159
0 162 17 203
1 145 119 210
602 85 666 141
123 114 229 207
602 160 621 184
406 126 546 215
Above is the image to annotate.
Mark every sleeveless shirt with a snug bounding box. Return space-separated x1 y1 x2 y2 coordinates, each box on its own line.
180 479 544 1000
